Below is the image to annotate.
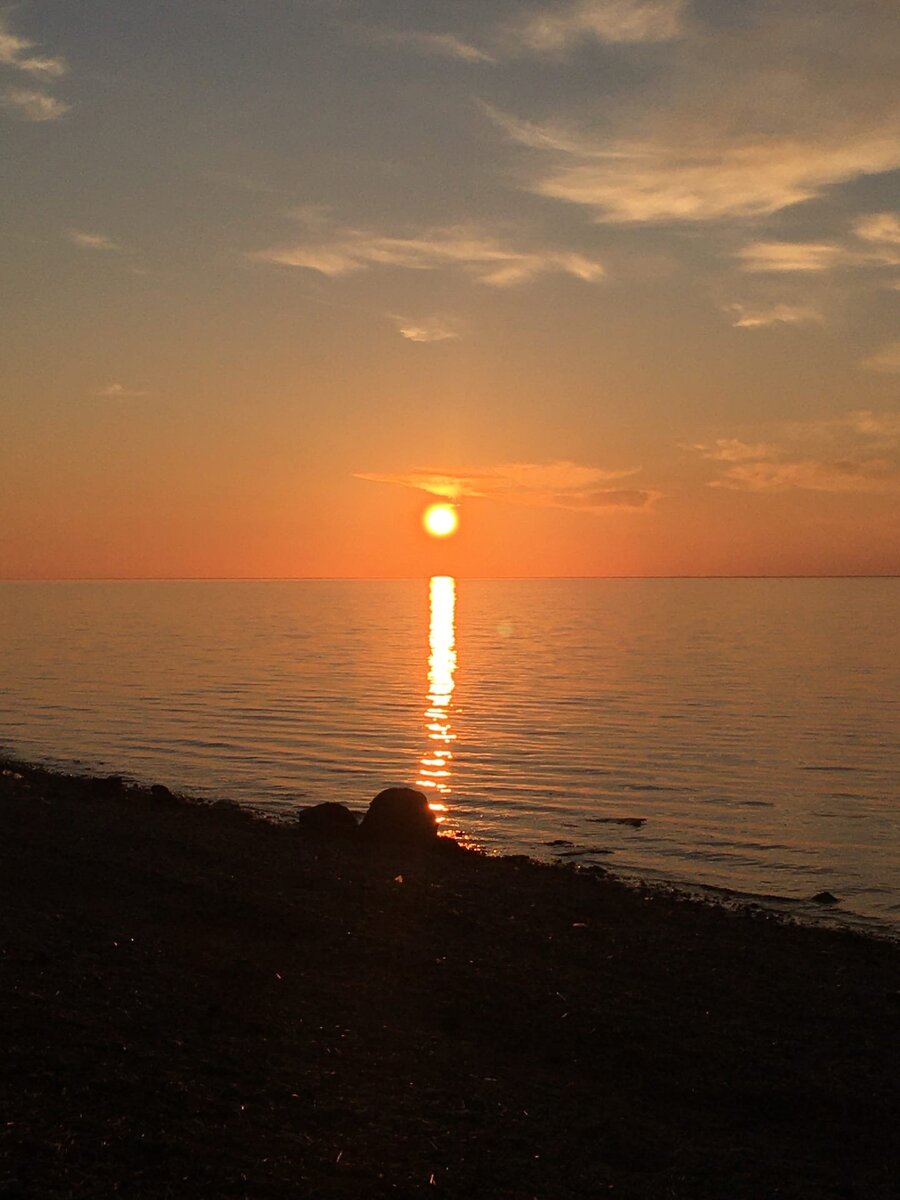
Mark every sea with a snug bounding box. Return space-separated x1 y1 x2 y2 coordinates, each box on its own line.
1 578 897 934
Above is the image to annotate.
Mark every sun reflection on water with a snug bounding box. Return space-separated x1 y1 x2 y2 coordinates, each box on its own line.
416 576 456 819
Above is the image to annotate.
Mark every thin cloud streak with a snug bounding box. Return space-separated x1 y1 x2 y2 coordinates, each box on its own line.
370 29 494 63
736 234 900 274
252 221 605 287
1 15 69 123
364 0 683 64
780 411 900 447
725 303 824 329
862 340 900 375
356 461 659 512
693 439 781 464
692 411 900 495
0 14 67 77
508 0 685 52
854 212 900 246
68 230 123 252
735 242 845 273
94 383 148 398
2 86 68 121
390 315 464 343
487 104 900 224
708 459 898 495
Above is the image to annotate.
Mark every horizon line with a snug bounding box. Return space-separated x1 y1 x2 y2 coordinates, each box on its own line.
1 574 898 583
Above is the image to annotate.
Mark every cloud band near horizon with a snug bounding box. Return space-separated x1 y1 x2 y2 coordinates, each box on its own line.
356 461 660 512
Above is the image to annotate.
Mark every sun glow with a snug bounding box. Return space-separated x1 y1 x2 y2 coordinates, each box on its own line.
423 503 459 538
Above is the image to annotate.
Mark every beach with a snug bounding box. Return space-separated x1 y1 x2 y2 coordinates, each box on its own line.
2 756 898 1199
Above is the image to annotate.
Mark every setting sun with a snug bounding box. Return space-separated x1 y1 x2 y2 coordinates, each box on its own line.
423 504 459 538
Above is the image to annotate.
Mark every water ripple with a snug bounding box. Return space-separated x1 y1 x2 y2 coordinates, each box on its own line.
0 577 897 930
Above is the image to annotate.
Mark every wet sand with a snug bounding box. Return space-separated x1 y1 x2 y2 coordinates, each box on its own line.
1 756 898 1198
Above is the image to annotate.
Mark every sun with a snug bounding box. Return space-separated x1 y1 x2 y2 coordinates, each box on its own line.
423 503 459 538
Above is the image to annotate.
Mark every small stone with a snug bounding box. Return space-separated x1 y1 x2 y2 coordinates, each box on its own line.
295 802 359 840
810 891 839 905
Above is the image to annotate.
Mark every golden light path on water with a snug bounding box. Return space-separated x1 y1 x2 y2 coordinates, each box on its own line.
415 575 456 821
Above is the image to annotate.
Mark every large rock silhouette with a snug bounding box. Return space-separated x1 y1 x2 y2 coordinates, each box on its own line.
359 787 438 845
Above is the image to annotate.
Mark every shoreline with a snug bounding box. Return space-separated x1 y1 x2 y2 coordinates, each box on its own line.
2 754 899 1197
5 747 894 942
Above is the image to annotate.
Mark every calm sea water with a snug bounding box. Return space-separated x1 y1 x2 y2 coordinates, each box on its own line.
1 579 897 933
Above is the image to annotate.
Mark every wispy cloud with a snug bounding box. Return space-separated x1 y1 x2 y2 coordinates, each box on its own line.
706 458 897 495
0 14 67 77
854 212 900 247
370 30 494 64
2 86 68 121
725 302 824 329
1 15 69 122
777 411 900 448
735 221 900 274
363 0 682 65
480 0 900 232
487 102 900 224
252 218 605 288
356 460 659 512
68 230 123 252
390 314 464 343
861 340 900 375
691 411 900 495
94 383 148 398
835 411 900 440
693 439 781 464
735 242 845 273
850 212 900 270
509 0 685 52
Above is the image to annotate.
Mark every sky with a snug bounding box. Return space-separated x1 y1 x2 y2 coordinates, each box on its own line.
1 0 898 579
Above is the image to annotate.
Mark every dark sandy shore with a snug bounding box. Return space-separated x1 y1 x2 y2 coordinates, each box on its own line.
2 757 898 1199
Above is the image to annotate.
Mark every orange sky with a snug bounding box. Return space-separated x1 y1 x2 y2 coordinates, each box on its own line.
1 1 898 578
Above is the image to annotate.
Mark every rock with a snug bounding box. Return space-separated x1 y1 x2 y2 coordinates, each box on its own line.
810 890 839 905
432 835 465 857
150 783 173 800
359 787 437 845
295 802 359 840
556 847 613 858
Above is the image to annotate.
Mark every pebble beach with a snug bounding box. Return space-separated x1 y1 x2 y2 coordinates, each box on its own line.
2 756 898 1199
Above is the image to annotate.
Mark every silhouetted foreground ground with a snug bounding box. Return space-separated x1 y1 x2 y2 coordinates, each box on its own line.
2 757 899 1199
